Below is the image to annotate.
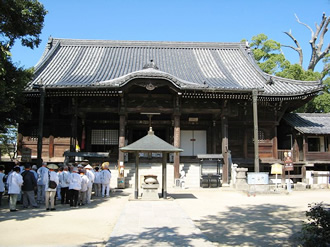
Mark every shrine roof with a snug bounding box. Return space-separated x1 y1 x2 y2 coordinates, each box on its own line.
120 128 183 153
283 113 330 134
27 38 322 97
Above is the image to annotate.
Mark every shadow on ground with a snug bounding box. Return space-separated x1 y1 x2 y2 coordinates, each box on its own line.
103 226 209 247
0 189 130 222
169 193 197 199
196 204 304 246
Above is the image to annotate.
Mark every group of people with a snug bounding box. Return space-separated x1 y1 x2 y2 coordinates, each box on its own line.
0 161 112 212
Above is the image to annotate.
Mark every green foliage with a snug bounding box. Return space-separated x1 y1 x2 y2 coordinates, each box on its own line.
299 203 330 247
246 33 329 113
0 57 33 132
0 125 17 160
276 65 322 81
248 34 291 74
0 0 47 133
0 0 47 48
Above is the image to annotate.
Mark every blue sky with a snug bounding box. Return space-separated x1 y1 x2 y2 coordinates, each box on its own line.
11 0 330 71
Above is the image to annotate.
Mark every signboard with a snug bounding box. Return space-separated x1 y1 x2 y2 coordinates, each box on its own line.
283 152 293 171
247 172 269 185
271 163 283 175
21 148 32 162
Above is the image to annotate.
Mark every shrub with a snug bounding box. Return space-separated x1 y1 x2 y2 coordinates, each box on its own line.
299 203 330 247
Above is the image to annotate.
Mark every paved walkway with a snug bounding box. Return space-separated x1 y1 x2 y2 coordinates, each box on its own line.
108 200 215 246
0 188 329 246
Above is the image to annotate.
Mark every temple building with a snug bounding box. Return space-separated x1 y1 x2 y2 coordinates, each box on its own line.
18 38 323 187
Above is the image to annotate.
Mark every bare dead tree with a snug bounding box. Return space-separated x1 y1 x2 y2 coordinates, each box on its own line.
282 13 329 72
282 29 304 66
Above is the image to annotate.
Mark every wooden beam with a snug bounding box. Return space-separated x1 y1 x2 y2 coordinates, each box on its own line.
181 108 221 114
78 107 118 113
127 93 173 100
126 107 173 114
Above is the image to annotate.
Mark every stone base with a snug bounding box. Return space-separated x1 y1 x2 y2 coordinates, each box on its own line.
247 184 270 193
141 183 159 200
235 181 248 190
294 182 307 190
310 184 330 189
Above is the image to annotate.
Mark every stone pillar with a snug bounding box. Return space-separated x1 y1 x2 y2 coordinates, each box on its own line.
235 167 248 190
174 115 180 179
230 163 238 188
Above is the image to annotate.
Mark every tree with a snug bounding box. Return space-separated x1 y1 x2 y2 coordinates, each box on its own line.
246 13 329 112
0 0 47 133
247 33 291 75
0 125 18 160
282 13 329 73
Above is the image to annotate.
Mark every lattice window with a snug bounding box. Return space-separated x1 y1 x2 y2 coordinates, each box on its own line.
91 129 118 145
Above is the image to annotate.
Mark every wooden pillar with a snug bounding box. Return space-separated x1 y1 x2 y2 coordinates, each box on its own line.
293 134 299 162
49 135 54 158
135 152 139 199
273 126 278 159
36 86 45 167
74 98 78 151
303 135 307 161
302 165 307 183
212 120 217 153
118 115 126 164
174 115 180 179
244 130 248 159
162 153 167 199
221 116 229 184
252 89 260 172
70 98 78 153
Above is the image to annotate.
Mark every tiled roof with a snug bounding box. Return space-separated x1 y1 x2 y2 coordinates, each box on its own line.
28 38 322 96
120 128 183 153
283 113 330 134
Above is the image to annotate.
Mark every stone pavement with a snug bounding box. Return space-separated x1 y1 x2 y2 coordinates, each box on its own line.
108 200 215 246
0 188 329 246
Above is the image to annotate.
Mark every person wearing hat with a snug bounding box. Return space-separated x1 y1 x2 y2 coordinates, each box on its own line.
7 166 23 212
45 164 59 211
100 162 111 198
84 164 95 204
21 164 39 209
37 162 48 204
69 167 82 208
0 166 5 207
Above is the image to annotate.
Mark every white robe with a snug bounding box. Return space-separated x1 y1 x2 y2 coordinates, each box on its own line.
8 172 23 194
